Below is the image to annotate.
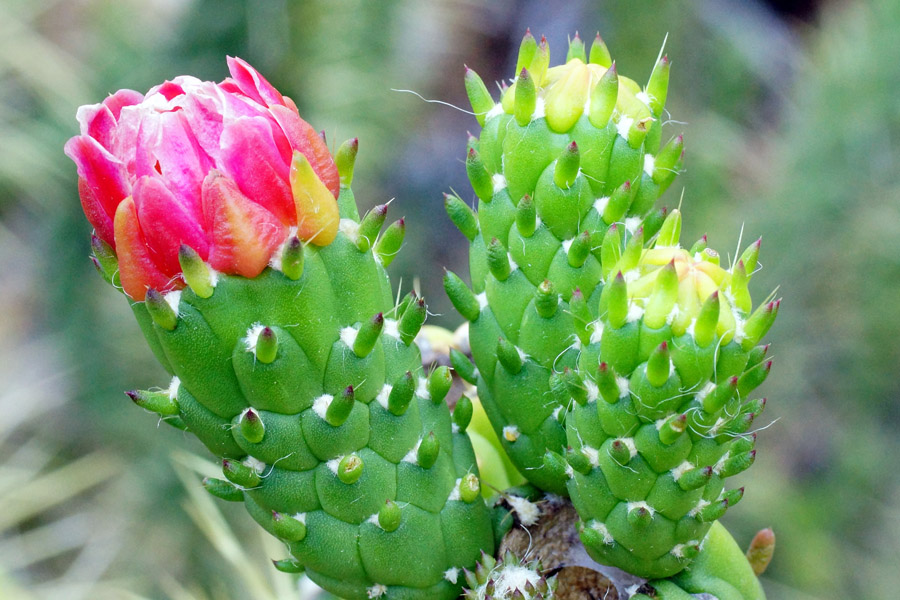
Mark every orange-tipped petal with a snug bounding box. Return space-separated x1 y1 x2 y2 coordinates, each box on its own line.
202 171 287 277
113 196 176 300
290 151 339 246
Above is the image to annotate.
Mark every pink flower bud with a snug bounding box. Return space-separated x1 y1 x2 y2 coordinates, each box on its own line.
65 58 339 300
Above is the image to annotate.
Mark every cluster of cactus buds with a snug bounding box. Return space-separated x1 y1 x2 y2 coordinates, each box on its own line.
447 31 779 581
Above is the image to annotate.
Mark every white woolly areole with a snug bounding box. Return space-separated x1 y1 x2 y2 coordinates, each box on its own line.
243 456 266 474
383 318 400 339
591 320 604 344
616 115 634 139
366 513 382 527
643 153 656 176
618 437 638 459
168 376 181 400
269 226 297 270
624 216 642 234
339 218 360 243
340 326 358 349
671 541 699 558
636 90 652 107
533 97 546 120
488 565 543 600
367 583 387 598
552 405 564 421
689 499 711 517
506 495 541 526
591 521 615 545
616 376 630 398
448 479 463 501
585 380 599 403
443 567 460 585
326 457 341 475
627 500 655 516
487 103 505 119
713 451 730 475
243 323 265 354
451 422 460 434
623 268 641 284
402 439 422 464
476 292 489 310
516 346 528 363
293 512 307 524
696 381 717 403
709 416 727 436
561 238 574 253
503 425 520 442
492 173 508 193
416 376 430 400
508 253 519 272
376 384 392 410
582 445 601 467
312 394 334 420
671 460 695 480
593 196 610 215
733 314 747 343
534 215 543 229
626 302 645 323
666 304 682 326
163 290 181 314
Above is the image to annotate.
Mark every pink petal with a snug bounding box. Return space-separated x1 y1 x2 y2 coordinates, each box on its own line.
148 80 186 101
270 105 339 198
64 135 131 219
134 110 212 221
102 89 144 119
219 116 295 225
133 176 210 275
226 56 285 108
78 178 115 247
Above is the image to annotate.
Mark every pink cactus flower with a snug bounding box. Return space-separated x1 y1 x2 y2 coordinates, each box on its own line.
65 57 340 300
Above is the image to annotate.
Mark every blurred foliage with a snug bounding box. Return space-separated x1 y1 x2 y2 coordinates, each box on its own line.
1 0 898 598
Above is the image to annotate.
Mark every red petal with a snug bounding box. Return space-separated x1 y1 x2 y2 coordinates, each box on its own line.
133 176 210 275
64 135 131 219
114 196 178 300
226 56 285 108
219 116 295 225
79 178 115 247
270 105 339 198
202 172 287 278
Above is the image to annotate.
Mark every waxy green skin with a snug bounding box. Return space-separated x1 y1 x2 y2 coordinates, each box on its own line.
449 51 681 497
448 37 775 582
641 522 766 600
114 180 494 600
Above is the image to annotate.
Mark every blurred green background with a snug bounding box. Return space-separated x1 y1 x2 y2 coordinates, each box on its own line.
2 0 899 598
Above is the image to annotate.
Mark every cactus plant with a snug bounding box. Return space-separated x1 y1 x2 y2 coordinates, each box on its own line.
446 33 778 580
65 57 494 600
446 31 682 495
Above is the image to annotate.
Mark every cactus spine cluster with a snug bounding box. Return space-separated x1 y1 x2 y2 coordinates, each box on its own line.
446 32 778 579
95 141 494 599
